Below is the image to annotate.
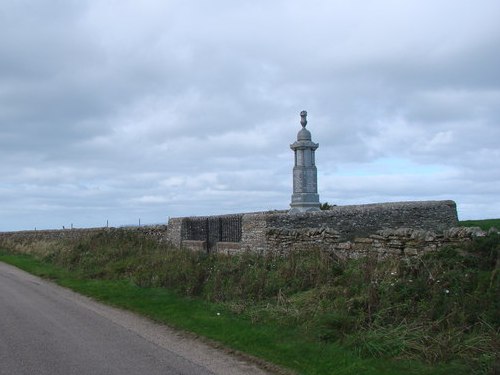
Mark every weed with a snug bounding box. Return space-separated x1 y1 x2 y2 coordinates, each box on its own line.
1 226 498 374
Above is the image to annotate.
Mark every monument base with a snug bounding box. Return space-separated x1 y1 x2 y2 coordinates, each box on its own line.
289 205 321 214
289 193 321 214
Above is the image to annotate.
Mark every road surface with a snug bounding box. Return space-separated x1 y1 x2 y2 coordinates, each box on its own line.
0 262 271 375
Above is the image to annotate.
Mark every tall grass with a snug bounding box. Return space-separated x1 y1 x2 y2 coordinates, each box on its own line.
1 228 498 374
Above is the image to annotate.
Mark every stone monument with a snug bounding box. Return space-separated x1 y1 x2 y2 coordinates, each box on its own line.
289 110 321 213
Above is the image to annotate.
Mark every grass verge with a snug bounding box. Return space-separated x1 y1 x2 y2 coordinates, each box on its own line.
0 250 473 375
0 223 498 374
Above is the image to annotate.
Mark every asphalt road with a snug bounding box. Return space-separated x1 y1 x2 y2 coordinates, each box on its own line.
0 262 271 375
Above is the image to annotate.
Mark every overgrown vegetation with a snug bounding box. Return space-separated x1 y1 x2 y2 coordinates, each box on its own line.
0 223 498 375
319 202 335 210
460 219 500 231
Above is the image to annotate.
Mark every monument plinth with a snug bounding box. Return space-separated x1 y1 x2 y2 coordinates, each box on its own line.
289 110 320 214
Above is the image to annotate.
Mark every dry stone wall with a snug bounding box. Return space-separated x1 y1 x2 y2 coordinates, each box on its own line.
240 213 274 253
238 200 459 254
1 200 475 259
267 226 495 259
266 201 458 240
0 227 105 243
0 225 169 247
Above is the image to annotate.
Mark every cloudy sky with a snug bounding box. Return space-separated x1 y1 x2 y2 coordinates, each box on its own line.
1 0 499 231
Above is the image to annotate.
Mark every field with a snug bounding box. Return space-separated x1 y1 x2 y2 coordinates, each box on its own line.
0 219 498 374
459 219 500 231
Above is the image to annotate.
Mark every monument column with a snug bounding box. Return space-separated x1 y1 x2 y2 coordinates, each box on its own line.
289 110 320 213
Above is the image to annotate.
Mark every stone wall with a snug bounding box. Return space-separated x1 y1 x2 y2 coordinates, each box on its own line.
0 227 105 244
238 200 459 254
266 226 494 259
266 201 458 240
120 225 169 242
0 225 169 246
166 218 183 247
240 213 270 253
0 200 468 258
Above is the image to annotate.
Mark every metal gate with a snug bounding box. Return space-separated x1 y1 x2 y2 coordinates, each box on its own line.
182 215 242 252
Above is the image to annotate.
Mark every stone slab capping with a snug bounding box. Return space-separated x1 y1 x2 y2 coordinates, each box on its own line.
289 110 321 213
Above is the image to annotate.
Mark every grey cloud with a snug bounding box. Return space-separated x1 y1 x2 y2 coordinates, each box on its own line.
1 0 500 230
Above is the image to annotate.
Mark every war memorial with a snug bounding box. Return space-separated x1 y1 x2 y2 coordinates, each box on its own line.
1 110 478 259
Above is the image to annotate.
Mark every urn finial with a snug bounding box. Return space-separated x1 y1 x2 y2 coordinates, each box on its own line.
300 110 307 128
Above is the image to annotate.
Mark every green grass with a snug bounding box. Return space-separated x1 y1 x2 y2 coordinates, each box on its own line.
0 228 498 375
0 251 445 375
459 218 500 230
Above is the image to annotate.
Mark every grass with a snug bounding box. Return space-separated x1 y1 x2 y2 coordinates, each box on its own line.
0 251 440 375
459 218 500 231
0 220 499 374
